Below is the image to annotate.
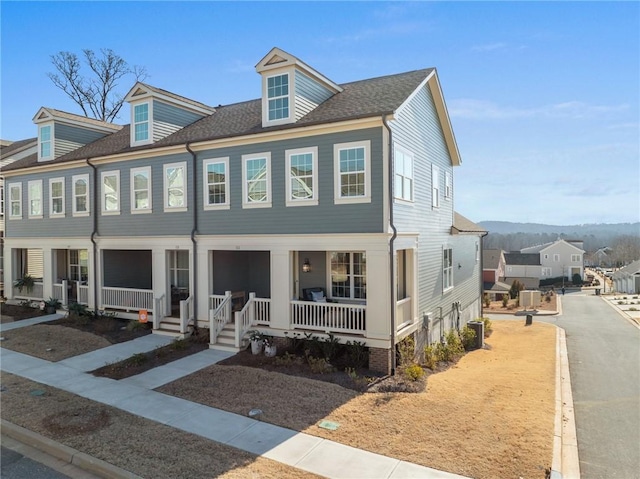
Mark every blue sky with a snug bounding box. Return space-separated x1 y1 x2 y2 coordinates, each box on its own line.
1 1 638 225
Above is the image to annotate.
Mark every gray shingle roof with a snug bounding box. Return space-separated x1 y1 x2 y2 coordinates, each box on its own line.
483 249 504 270
504 253 541 266
0 138 37 160
3 68 435 173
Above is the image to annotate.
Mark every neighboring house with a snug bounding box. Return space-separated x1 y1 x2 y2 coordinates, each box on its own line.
522 239 585 280
2 47 485 373
0 138 38 295
503 252 542 288
482 249 510 299
613 260 640 294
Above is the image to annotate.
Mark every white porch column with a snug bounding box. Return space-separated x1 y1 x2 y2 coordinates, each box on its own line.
196 248 209 322
152 248 167 317
269 250 291 331
5 245 14 300
366 249 391 341
89 247 98 310
42 246 53 300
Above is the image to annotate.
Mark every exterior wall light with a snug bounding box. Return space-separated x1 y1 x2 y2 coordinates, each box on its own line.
302 258 311 273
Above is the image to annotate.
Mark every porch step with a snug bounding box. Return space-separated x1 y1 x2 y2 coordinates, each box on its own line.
208 323 247 354
152 316 192 339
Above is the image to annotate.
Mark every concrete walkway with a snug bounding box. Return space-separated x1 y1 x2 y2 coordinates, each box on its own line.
1 319 470 479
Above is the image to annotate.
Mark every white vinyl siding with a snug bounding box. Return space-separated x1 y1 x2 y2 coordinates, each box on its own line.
72 174 90 216
28 180 43 218
101 171 120 214
443 247 453 291
394 146 413 202
286 146 318 207
330 252 366 300
163 162 187 211
432 164 440 208
49 178 65 217
130 166 152 213
9 183 22 219
242 153 271 208
333 140 371 205
203 158 230 210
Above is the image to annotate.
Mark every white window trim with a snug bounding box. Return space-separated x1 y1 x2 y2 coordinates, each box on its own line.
542 267 552 277
72 174 90 217
443 247 453 292
131 101 153 146
554 254 560 262
8 182 22 219
130 166 152 214
203 157 230 210
571 254 581 262
445 171 452 199
38 123 54 161
394 145 414 203
286 146 318 207
27 179 43 219
432 164 440 208
263 71 292 127
242 152 272 209
0 184 4 217
49 177 65 218
333 140 372 205
101 170 120 215
163 162 188 212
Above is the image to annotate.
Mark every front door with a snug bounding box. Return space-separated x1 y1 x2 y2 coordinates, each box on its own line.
168 250 189 317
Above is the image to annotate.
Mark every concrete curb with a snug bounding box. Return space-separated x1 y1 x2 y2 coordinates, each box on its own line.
1 419 142 479
550 327 580 479
598 296 640 330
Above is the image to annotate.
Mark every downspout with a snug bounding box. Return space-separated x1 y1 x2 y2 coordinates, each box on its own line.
479 231 488 317
383 115 397 376
185 143 198 321
86 158 98 310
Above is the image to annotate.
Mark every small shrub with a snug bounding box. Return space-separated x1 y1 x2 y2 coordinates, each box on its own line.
318 333 341 361
127 353 148 367
274 352 299 366
502 295 509 308
345 367 371 391
618 301 625 305
629 307 638 311
345 340 369 369
306 355 334 374
126 320 147 332
397 335 415 366
460 326 477 351
423 345 437 369
477 317 492 336
403 364 425 381
170 338 189 351
483 294 491 308
545 295 551 303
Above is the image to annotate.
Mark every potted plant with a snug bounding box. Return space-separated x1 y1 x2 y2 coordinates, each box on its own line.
13 274 35 293
44 297 62 314
263 335 277 357
248 330 264 355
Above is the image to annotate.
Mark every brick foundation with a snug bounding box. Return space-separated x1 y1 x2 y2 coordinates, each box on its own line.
368 347 392 375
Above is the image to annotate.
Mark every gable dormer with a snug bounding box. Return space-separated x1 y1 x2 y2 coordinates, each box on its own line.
256 48 343 128
32 108 121 162
124 83 215 147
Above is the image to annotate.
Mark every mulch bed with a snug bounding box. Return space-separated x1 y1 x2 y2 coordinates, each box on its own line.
1 303 47 321
46 315 152 344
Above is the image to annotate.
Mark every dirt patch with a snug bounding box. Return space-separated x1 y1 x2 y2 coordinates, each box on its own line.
1 302 46 323
485 292 557 314
0 373 322 479
158 321 557 479
92 331 210 379
50 315 152 343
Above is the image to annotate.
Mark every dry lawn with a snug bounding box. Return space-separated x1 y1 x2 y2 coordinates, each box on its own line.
159 321 557 479
0 373 323 479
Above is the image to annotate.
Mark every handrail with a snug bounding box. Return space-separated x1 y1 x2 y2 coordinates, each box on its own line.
153 293 165 330
209 291 232 344
234 292 256 348
179 295 193 334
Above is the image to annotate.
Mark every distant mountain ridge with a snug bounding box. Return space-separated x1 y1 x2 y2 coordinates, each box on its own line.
478 221 639 236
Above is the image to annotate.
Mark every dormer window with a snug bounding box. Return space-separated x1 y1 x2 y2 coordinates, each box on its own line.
39 125 52 160
133 103 150 144
267 74 290 121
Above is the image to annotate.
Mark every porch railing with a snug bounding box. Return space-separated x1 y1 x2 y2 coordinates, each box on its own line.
234 293 271 347
53 282 67 305
12 281 44 301
396 297 413 330
102 286 153 312
77 284 89 305
153 294 165 330
291 300 366 335
209 291 232 344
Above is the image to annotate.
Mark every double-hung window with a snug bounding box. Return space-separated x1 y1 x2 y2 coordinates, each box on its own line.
39 125 52 160
101 171 120 214
133 103 150 144
571 254 581 262
330 252 367 300
131 167 152 213
443 247 453 291
242 153 271 208
267 74 289 121
164 162 187 211
28 180 43 218
8 183 22 219
0 184 4 217
72 174 90 216
432 164 440 208
445 172 452 199
553 254 560 262
394 146 414 202
49 178 65 217
286 147 318 206
334 141 371 204
203 158 229 210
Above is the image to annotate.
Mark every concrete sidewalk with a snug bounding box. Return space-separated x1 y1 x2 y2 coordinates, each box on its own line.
1 320 470 479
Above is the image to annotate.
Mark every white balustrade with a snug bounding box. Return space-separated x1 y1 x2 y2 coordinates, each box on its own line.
291 300 366 334
101 286 153 312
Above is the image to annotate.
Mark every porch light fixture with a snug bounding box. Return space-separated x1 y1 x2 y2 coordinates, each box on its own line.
302 258 311 273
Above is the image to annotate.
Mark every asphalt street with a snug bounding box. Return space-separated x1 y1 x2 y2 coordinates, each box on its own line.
511 291 640 479
1 444 71 479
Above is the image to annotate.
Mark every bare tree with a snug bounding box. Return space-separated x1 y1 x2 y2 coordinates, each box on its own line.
48 49 147 123
611 235 640 266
